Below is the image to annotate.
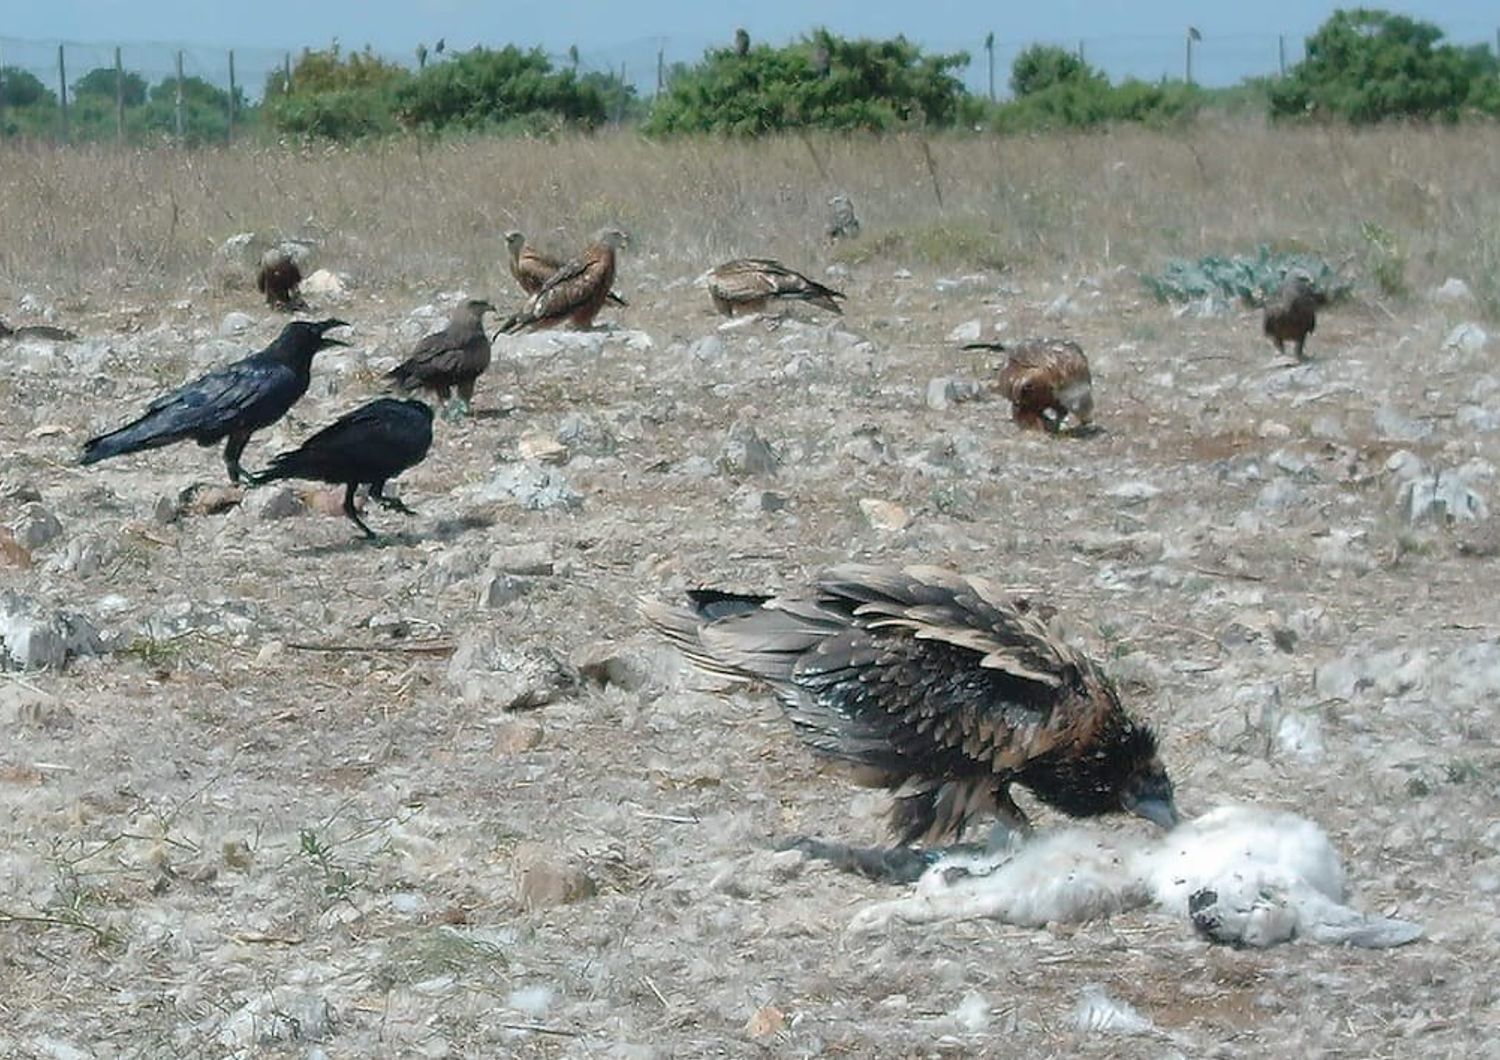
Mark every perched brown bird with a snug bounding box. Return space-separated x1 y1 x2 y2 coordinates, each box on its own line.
706 257 845 316
503 230 626 307
826 194 860 243
1263 270 1319 361
499 228 627 333
256 246 306 311
643 564 1178 847
386 298 496 419
966 337 1094 433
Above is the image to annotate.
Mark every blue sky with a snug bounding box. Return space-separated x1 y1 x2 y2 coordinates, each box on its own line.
1 1 1495 96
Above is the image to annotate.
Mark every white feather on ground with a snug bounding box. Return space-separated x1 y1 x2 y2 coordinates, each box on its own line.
848 804 1421 948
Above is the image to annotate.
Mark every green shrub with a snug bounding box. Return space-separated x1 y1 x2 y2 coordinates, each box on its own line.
1270 8 1500 123
646 29 968 135
393 46 609 133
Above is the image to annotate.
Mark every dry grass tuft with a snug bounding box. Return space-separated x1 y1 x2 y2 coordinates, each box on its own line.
1 122 1497 314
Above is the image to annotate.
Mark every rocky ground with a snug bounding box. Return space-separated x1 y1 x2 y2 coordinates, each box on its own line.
2 254 1499 1058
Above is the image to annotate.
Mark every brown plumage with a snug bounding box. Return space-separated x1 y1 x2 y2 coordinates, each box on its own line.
706 257 845 316
499 228 627 333
386 298 496 418
966 337 1094 433
256 246 306 311
643 564 1177 847
1263 270 1319 360
503 230 626 307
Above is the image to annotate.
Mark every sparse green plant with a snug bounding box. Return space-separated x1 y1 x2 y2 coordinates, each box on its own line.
298 828 356 900
1360 220 1408 297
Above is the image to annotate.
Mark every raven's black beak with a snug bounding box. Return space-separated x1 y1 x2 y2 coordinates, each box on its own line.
319 335 350 348
1125 794 1181 830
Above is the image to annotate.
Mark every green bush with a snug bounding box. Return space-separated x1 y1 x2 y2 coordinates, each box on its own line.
646 29 968 135
73 67 148 106
1270 8 1500 123
1010 45 1101 98
393 46 610 133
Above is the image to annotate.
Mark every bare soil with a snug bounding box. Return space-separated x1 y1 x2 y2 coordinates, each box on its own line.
1 255 1497 1058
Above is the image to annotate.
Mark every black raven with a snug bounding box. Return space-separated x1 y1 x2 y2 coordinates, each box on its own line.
81 319 348 484
386 299 495 420
251 397 434 539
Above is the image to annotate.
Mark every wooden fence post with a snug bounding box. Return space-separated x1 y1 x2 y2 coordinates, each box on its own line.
227 50 237 143
57 44 69 142
174 50 184 143
115 46 125 141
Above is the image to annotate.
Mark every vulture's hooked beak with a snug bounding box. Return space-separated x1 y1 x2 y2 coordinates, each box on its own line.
1125 792 1181 830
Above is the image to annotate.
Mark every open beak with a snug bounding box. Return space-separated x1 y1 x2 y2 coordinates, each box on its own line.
320 336 349 348
1125 794 1180 830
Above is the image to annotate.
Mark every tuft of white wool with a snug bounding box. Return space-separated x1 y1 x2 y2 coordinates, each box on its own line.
849 804 1421 948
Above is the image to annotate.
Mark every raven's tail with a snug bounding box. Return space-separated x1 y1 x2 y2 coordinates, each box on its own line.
80 412 188 466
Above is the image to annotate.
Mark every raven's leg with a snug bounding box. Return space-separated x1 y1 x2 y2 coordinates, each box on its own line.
371 480 416 515
223 432 252 484
342 482 375 539
1295 335 1308 361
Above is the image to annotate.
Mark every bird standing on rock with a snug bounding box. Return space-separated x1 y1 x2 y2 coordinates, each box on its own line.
386 298 495 420
251 397 434 540
644 564 1178 850
80 318 349 484
499 228 627 333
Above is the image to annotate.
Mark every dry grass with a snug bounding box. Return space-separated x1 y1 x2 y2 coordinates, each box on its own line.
1 121 1498 314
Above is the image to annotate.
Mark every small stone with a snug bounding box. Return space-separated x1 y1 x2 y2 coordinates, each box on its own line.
513 842 596 911
1444 322 1489 355
165 484 244 522
945 319 982 343
1373 406 1432 442
689 335 726 362
300 269 346 297
746 1006 786 1040
572 642 649 691
489 542 554 576
0 528 32 569
493 717 545 754
218 311 255 337
1432 278 1473 303
245 486 306 521
519 431 569 465
1105 481 1161 504
11 504 62 551
481 574 532 609
478 464 583 511
298 486 349 517
859 498 910 532
222 840 253 870
926 377 983 411
446 636 578 709
717 419 780 477
556 413 617 456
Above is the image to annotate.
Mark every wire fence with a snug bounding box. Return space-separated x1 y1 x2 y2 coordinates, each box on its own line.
2 23 1497 144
